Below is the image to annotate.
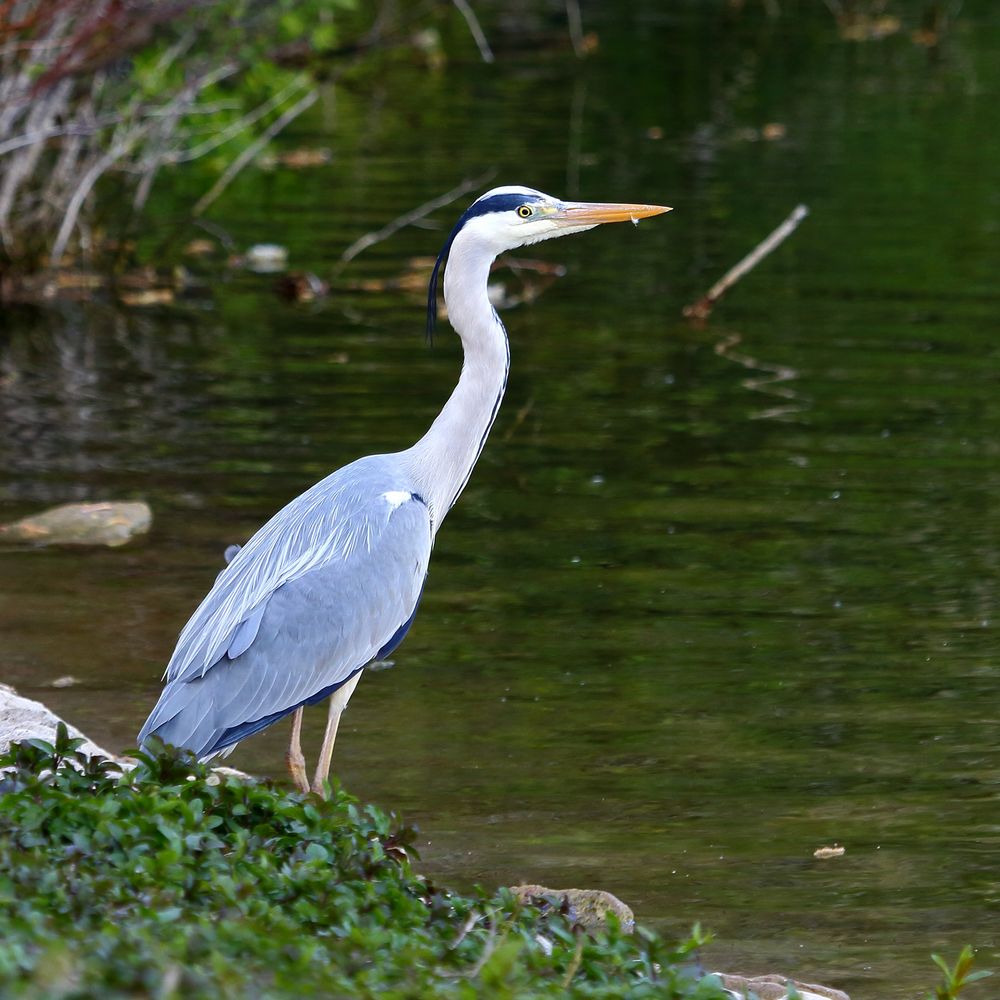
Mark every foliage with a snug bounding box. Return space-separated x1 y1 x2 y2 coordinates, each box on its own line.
0 0 352 274
0 724 729 998
928 946 993 1000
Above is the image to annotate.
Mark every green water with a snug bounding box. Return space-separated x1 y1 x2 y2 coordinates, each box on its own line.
3 4 1000 996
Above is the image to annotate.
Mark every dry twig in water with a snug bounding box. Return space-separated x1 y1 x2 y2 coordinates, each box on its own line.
566 0 585 57
338 170 495 266
452 0 494 63
683 203 809 322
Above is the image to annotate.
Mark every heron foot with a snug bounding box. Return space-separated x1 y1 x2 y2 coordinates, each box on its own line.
286 707 310 795
310 709 342 798
286 745 309 795
309 672 364 798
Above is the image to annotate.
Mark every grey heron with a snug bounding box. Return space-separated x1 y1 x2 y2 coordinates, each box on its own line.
138 186 671 794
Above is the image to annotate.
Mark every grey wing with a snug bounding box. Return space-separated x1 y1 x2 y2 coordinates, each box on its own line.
138 487 431 759
164 458 411 686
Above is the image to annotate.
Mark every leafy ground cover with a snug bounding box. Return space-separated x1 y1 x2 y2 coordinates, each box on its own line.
0 726 729 998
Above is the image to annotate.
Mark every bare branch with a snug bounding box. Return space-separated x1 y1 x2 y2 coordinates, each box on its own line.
447 911 480 951
50 142 131 266
168 75 310 164
338 169 495 265
566 0 585 57
0 115 122 157
142 28 197 91
452 0 494 63
683 204 809 321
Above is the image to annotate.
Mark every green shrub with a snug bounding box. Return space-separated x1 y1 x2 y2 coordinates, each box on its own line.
0 725 729 998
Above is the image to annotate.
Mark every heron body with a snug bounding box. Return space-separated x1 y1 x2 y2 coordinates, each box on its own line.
138 186 670 792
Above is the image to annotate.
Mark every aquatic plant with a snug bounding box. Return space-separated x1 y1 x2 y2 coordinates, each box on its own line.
929 946 992 1000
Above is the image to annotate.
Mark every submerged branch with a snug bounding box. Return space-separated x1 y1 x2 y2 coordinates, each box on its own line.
683 203 809 322
338 170 496 265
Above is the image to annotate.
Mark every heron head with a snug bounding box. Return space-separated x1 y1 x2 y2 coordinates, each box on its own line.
451 185 671 250
427 185 671 338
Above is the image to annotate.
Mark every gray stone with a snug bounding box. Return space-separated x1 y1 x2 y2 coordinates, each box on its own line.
713 972 849 1000
0 501 151 547
510 884 635 933
0 682 117 760
0 684 250 781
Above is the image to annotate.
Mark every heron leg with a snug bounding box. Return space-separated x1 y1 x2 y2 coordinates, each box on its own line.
286 707 309 794
310 672 363 797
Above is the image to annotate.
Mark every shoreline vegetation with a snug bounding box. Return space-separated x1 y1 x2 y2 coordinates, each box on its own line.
0 717 727 998
0 686 986 998
0 0 454 298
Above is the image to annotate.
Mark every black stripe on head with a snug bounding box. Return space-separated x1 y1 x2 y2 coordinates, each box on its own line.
426 191 542 342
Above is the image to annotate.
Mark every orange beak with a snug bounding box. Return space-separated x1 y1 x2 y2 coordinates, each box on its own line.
551 201 672 227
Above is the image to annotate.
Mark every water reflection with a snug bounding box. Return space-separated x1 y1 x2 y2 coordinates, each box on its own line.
0 308 201 501
712 328 806 421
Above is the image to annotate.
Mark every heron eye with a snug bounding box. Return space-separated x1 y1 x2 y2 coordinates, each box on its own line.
516 205 533 218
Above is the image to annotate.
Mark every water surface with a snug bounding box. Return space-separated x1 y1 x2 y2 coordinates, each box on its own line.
3 5 1000 996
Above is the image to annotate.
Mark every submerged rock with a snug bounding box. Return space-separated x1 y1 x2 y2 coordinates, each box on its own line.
0 501 151 547
714 972 849 1000
510 884 635 933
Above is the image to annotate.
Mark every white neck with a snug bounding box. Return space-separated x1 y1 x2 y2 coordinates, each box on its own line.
403 231 509 534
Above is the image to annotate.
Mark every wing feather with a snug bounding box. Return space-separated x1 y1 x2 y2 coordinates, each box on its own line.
139 457 433 758
226 601 268 660
164 455 419 685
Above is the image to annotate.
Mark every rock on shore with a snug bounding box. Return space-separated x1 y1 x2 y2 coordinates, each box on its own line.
714 972 849 1000
511 884 635 933
0 682 117 759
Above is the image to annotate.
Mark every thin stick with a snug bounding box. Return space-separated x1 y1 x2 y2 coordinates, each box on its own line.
438 913 498 979
448 911 481 951
192 88 318 216
683 204 809 322
463 915 498 979
50 144 129 266
0 115 122 157
338 169 495 265
566 0 585 56
452 0 494 63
